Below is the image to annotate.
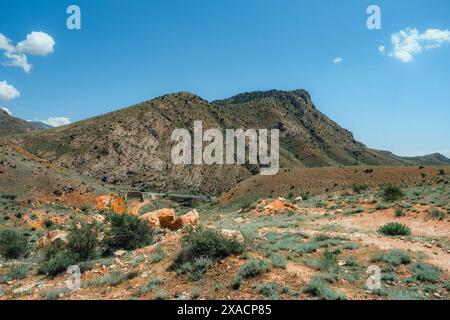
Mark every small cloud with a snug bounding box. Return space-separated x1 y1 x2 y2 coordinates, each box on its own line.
1 107 12 115
378 45 386 55
381 27 450 62
41 117 71 127
0 34 14 52
333 57 343 64
16 31 55 56
0 81 20 101
3 52 32 73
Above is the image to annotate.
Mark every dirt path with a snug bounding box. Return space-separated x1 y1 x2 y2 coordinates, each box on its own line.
128 199 150 215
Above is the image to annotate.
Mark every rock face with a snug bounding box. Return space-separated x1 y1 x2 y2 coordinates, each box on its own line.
37 230 68 249
95 194 126 214
140 208 176 228
169 209 200 231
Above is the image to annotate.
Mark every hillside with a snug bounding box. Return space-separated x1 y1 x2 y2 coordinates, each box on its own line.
0 109 51 136
378 150 450 166
10 89 445 195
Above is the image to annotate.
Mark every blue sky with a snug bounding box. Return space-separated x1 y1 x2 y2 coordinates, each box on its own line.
0 0 449 157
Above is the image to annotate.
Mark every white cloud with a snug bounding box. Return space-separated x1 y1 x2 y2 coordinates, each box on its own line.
1 107 12 115
41 117 71 127
0 81 20 101
333 57 343 64
0 34 14 52
2 52 32 73
383 28 450 62
0 31 55 73
378 45 386 55
16 31 55 56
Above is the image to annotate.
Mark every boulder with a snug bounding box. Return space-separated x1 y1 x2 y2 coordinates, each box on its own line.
169 209 199 231
140 208 176 228
37 230 68 249
220 229 245 243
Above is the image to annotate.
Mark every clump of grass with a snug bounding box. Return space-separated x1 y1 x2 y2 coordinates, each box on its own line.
381 184 404 202
176 257 212 281
0 263 30 283
410 262 441 283
429 209 445 220
44 287 71 300
395 208 405 217
352 183 368 194
387 289 424 300
154 290 170 300
271 255 287 269
150 245 165 263
86 270 139 287
303 276 346 300
371 249 412 266
258 282 280 300
378 222 411 236
306 249 340 274
233 259 271 289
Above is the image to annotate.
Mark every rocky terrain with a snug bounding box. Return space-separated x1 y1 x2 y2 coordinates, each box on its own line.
0 89 448 300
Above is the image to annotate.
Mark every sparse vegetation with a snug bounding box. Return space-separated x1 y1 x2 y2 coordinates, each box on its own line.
371 249 412 266
410 262 441 283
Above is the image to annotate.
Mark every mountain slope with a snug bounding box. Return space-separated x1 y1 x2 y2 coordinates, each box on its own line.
0 109 52 135
12 89 434 195
378 150 450 166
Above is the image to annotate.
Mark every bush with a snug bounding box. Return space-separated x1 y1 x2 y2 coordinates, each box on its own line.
176 257 212 281
233 259 270 289
352 184 368 194
102 213 153 254
0 228 28 259
150 244 165 263
172 227 244 267
381 184 404 202
303 276 346 300
394 208 405 217
371 249 411 266
271 255 287 269
258 282 279 299
86 270 139 287
38 250 79 278
410 262 441 283
378 222 411 236
429 209 445 220
67 222 99 261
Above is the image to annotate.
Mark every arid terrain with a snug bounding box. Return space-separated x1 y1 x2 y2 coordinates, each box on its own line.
0 90 449 300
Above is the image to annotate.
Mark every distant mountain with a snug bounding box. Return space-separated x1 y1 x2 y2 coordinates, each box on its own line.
13 89 414 195
0 109 52 135
378 150 450 166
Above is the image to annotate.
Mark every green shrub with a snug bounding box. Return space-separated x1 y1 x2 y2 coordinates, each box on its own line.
150 244 165 263
176 257 213 281
258 282 279 299
429 209 445 220
86 270 139 287
154 290 170 300
395 208 405 217
42 219 54 229
38 250 79 278
233 259 270 289
378 222 411 236
172 227 244 267
372 249 412 266
352 184 368 194
410 262 441 283
271 255 287 269
0 263 30 283
0 228 28 259
381 184 404 202
67 222 99 261
303 276 346 300
102 213 153 254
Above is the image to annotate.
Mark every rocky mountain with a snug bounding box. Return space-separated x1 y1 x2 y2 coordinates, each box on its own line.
0 109 52 135
10 89 446 195
378 151 450 166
